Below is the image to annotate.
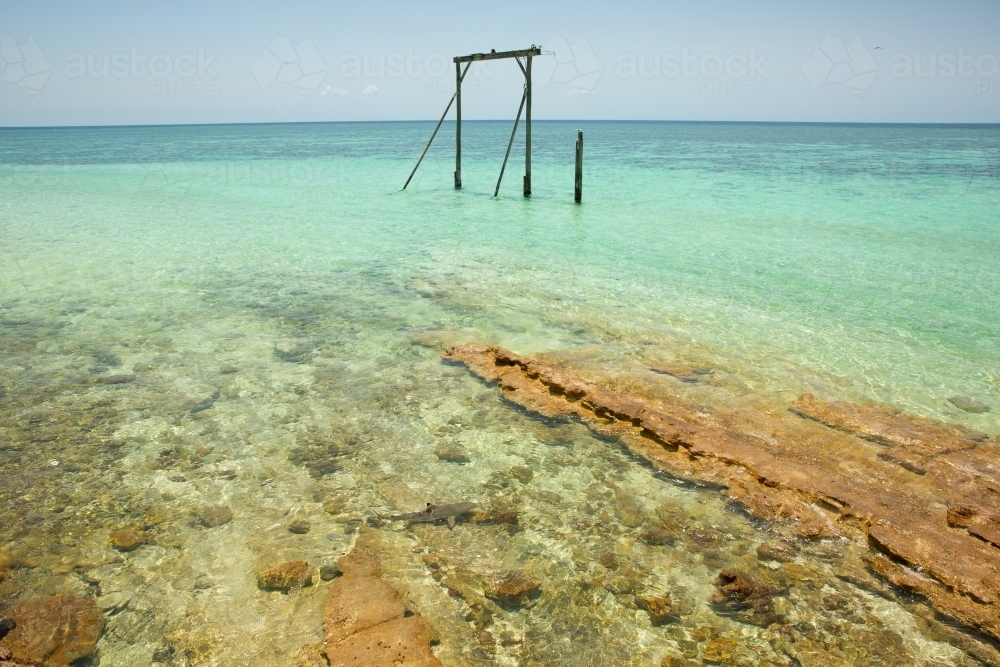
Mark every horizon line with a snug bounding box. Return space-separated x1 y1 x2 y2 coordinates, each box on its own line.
3 119 1000 131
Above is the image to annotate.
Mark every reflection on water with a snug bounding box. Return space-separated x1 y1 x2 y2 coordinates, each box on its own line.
1 122 998 665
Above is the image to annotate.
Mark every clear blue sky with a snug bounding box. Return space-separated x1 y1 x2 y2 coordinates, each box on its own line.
1 0 998 126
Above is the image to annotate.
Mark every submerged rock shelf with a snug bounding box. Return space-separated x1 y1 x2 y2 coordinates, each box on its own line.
444 343 1000 650
311 532 442 667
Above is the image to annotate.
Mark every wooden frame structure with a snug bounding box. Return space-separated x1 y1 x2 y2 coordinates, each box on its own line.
402 46 542 197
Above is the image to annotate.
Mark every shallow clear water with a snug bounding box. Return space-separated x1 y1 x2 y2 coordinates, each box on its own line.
1 121 998 665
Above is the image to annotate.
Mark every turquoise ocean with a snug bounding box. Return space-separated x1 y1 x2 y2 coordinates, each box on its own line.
1 121 999 665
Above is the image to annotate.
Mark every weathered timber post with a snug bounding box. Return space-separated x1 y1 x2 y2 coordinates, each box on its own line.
574 129 583 203
524 55 532 197
455 62 462 189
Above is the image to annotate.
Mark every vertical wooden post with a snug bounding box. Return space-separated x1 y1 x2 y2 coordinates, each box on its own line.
523 55 532 197
455 62 462 189
574 129 583 203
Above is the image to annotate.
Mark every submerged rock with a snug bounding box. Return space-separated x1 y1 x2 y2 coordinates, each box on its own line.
273 343 313 364
197 504 232 528
483 569 541 606
708 570 780 626
434 443 470 463
321 531 441 666
702 636 738 664
510 465 534 483
660 653 689 667
636 594 673 625
256 560 313 592
788 628 913 666
0 645 29 667
288 441 343 478
189 389 220 414
0 617 14 641
612 492 644 527
108 527 145 552
641 524 678 546
142 508 168 529
319 562 340 581
2 593 104 666
288 520 311 534
806 541 845 561
757 541 799 563
295 644 328 667
96 374 136 385
949 395 990 413
471 503 520 530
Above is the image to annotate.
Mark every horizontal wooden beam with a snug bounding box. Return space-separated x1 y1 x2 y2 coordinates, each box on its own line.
454 47 541 63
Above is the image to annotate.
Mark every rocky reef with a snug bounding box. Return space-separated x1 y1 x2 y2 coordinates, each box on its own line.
0 594 104 666
315 531 441 666
444 343 1000 646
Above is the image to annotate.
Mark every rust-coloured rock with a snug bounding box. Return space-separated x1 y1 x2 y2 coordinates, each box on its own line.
660 653 689 667
636 594 673 625
108 527 145 552
325 616 440 667
321 530 441 667
256 560 312 591
482 569 541 606
948 504 976 528
325 576 406 643
336 544 381 578
2 594 104 667
790 392 984 473
702 636 738 664
443 344 1000 641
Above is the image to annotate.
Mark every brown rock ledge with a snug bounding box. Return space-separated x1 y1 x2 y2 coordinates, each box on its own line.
320 531 441 666
1 594 104 667
443 344 1000 644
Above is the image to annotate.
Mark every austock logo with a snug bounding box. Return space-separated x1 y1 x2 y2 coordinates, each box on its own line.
801 35 878 96
616 45 769 97
535 34 602 95
252 35 327 93
1 34 52 95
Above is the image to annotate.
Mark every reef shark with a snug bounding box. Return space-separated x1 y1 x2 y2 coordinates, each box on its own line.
381 502 478 528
